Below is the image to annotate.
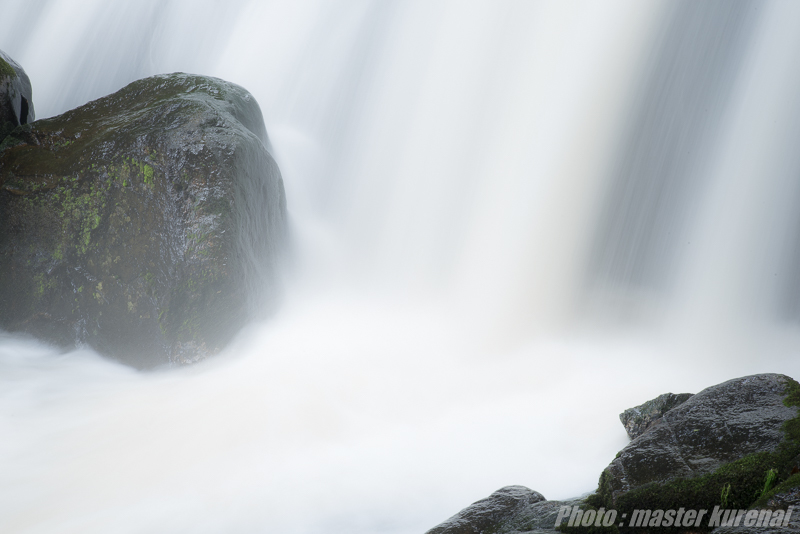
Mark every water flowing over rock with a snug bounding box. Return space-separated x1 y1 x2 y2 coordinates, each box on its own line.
0 73 286 367
0 49 35 142
619 392 694 439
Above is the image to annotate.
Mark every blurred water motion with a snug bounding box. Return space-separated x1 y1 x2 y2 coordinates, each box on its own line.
2 1 800 533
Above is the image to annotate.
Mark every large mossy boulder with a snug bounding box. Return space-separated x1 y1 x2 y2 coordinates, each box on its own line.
0 49 35 142
0 73 286 367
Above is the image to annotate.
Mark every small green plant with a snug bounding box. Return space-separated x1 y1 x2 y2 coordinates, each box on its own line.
757 468 778 500
0 57 15 78
720 483 731 508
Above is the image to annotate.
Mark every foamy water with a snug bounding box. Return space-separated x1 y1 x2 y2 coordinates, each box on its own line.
2 1 800 533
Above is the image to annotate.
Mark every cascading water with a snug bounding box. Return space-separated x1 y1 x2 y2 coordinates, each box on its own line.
2 1 800 533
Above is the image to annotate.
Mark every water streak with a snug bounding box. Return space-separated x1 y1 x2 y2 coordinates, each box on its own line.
2 1 800 533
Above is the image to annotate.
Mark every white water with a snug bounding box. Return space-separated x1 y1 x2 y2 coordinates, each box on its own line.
2 1 800 533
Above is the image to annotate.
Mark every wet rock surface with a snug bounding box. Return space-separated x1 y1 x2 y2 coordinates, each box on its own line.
0 73 285 367
0 49 34 143
494 497 587 534
425 486 548 534
425 487 588 534
603 374 798 503
766 485 800 510
425 374 800 534
620 392 694 440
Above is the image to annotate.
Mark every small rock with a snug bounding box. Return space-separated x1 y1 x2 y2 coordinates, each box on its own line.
425 486 546 534
496 497 587 534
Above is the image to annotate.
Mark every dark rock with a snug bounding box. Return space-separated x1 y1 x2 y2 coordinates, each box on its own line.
602 374 799 504
425 489 587 534
425 486 546 534
496 497 587 534
0 73 286 368
0 49 35 142
620 392 694 439
766 487 800 510
783 453 800 479
423 375 800 534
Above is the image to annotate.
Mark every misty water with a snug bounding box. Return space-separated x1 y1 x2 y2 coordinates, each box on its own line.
2 1 800 533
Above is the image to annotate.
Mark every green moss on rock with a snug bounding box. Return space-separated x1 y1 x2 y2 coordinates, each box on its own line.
0 73 285 367
566 378 800 533
0 56 14 78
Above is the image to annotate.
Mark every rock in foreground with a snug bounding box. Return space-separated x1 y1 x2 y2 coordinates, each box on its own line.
0 73 286 367
601 374 798 505
425 374 800 534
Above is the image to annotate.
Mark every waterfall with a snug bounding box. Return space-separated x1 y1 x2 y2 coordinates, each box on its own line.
2 1 800 533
